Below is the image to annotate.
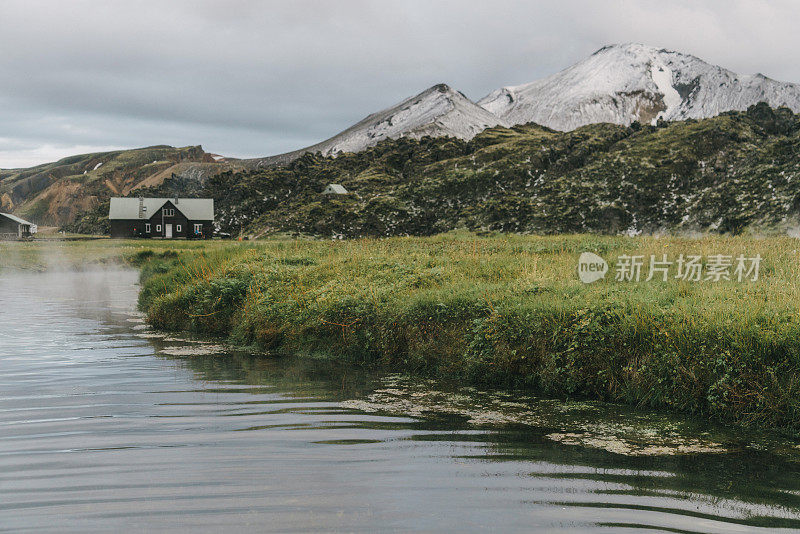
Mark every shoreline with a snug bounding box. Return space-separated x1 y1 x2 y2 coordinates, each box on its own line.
126 234 800 434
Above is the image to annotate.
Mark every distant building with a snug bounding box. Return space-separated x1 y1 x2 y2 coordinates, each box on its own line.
322 184 348 195
108 197 214 239
0 213 36 239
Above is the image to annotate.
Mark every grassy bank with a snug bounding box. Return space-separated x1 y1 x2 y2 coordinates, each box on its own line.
129 233 800 432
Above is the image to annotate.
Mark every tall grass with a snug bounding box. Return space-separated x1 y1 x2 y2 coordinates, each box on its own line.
129 233 800 431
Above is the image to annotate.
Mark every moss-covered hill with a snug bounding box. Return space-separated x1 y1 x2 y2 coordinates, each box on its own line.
199 103 800 237
0 145 243 226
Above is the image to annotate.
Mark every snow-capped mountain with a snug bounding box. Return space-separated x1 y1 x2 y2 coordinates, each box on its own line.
256 84 507 166
255 44 800 166
479 43 800 130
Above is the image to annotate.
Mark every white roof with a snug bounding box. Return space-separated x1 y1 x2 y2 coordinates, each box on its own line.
108 198 214 220
323 184 348 194
0 212 34 226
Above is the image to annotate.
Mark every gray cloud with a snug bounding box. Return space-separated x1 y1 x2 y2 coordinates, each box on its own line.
2 0 799 167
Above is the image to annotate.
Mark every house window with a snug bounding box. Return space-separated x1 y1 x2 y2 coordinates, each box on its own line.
145 223 151 233
163 208 174 217
156 224 162 232
194 224 203 235
176 224 181 233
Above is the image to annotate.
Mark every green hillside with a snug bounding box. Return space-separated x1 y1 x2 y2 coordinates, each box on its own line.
197 103 800 237
15 102 800 236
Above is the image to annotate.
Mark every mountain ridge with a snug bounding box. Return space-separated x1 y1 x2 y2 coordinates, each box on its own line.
6 43 800 230
251 43 800 166
478 43 800 130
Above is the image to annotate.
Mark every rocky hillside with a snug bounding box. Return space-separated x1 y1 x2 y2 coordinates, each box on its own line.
195 103 800 238
0 145 243 226
479 43 800 131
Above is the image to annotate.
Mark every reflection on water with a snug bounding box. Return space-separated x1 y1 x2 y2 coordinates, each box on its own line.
1 269 800 532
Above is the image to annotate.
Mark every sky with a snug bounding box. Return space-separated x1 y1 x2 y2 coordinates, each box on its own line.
2 0 800 168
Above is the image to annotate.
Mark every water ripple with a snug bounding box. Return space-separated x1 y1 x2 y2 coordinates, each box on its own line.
2 269 800 532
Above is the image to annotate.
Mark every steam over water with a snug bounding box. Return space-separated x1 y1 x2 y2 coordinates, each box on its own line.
2 268 800 532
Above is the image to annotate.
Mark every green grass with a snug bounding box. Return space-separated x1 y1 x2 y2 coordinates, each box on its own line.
115 233 800 432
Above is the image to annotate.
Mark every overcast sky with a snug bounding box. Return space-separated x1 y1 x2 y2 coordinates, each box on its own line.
2 0 800 168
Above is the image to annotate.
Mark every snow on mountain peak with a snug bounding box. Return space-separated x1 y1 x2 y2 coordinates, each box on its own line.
257 83 507 166
479 43 800 130
315 82 507 155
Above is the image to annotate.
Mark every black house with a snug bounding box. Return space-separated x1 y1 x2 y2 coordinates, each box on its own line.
108 197 214 239
0 212 37 239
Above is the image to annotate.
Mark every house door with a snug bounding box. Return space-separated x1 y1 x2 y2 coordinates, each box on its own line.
165 224 173 238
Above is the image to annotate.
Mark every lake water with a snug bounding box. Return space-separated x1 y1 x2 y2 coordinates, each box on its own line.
2 268 800 532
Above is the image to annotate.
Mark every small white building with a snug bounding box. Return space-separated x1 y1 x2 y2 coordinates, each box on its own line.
322 184 348 195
